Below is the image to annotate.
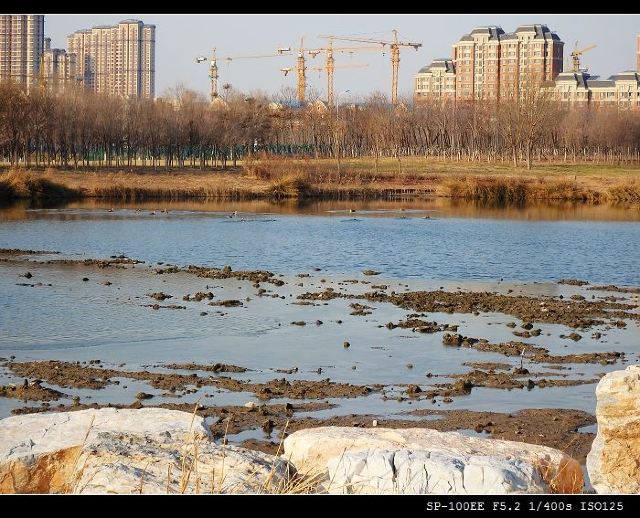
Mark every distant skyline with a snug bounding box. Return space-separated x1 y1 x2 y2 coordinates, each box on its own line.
44 14 640 100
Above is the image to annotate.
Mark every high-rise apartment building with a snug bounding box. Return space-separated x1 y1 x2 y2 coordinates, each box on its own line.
497 24 563 100
42 37 77 91
416 23 564 103
68 19 155 99
0 15 45 91
452 26 504 101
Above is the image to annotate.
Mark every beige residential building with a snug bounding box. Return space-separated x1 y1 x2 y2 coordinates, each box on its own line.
417 24 564 103
497 24 563 100
414 58 456 103
0 15 45 91
544 70 640 110
452 26 504 101
67 19 155 99
42 37 77 91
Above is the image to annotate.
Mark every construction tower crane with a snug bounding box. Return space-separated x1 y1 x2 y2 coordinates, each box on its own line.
196 47 291 102
280 62 369 104
571 43 597 73
278 40 381 104
319 30 422 104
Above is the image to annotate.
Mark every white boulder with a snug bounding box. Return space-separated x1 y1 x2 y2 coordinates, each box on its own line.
284 427 582 494
0 408 293 494
587 365 640 494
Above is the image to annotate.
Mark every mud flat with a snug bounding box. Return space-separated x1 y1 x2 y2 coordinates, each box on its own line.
1 250 638 469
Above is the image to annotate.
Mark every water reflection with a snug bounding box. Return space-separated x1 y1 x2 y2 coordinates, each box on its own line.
1 197 639 222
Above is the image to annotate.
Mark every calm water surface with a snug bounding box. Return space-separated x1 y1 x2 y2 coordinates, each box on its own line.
1 199 639 284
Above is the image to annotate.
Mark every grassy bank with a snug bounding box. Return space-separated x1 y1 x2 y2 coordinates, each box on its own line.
2 157 640 203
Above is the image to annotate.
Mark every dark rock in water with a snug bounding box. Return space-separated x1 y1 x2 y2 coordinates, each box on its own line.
262 419 275 434
200 312 208 316
442 333 479 347
315 320 323 326
23 272 33 279
291 321 306 326
362 269 381 276
343 341 350 348
443 333 463 346
527 379 536 390
558 279 589 286
82 277 89 282
136 392 154 400
130 400 143 409
570 294 586 301
592 332 602 340
209 299 242 307
452 379 473 394
442 397 454 403
147 291 172 301
567 333 583 341
522 322 534 330
406 384 422 395
506 322 517 328
406 363 413 369
513 367 529 375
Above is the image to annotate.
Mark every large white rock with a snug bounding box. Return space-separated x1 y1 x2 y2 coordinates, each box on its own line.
327 449 546 494
0 408 293 494
284 427 582 494
587 365 640 494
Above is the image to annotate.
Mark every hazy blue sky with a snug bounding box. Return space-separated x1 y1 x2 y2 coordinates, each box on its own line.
44 14 640 100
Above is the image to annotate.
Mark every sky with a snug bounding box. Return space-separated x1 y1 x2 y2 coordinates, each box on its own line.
44 14 640 101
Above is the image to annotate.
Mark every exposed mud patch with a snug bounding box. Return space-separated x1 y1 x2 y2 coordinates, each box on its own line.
587 284 640 294
0 248 59 255
0 382 66 401
164 362 249 373
5 361 378 400
298 288 638 328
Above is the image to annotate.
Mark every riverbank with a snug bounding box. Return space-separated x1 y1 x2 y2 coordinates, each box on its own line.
2 157 640 203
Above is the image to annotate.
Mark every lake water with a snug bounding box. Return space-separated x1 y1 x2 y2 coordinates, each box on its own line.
1 199 640 284
1 199 639 422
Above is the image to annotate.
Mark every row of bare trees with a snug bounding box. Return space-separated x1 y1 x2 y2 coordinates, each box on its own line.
2 81 640 171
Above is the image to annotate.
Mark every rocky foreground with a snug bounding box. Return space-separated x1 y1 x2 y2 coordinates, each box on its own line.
2 365 639 494
0 406 579 494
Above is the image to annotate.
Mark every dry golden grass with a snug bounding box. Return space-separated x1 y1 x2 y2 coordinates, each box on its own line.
2 156 639 203
442 176 640 203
